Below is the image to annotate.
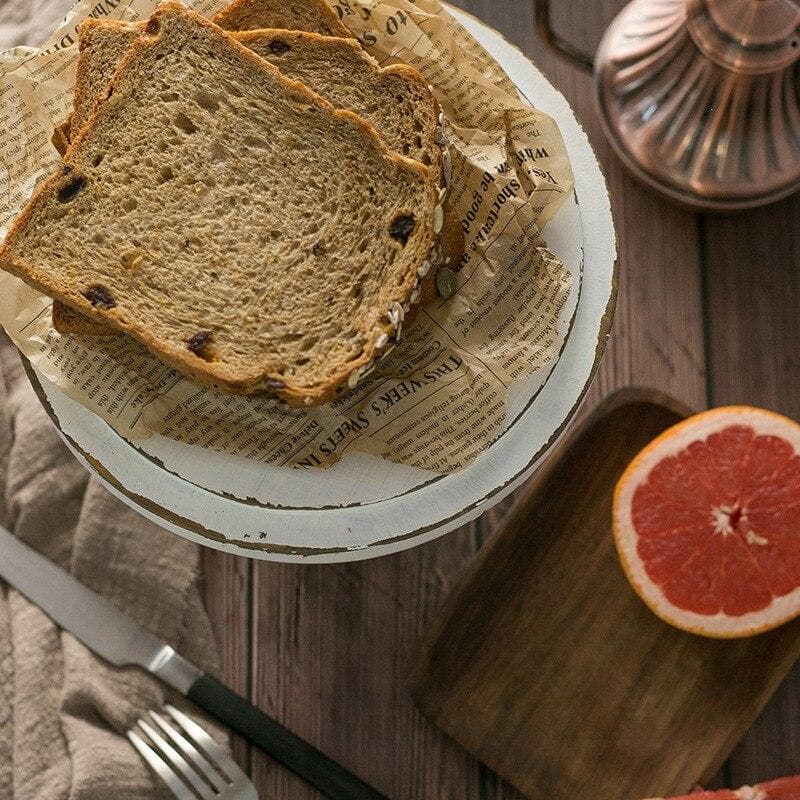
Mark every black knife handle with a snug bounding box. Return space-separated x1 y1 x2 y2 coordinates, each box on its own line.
187 675 390 800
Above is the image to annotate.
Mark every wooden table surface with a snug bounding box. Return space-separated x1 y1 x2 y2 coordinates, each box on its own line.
200 1 800 797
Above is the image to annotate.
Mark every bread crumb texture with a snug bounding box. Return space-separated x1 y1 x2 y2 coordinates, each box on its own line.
1 2 436 403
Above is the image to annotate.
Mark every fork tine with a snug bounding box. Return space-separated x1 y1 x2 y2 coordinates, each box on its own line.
166 705 245 781
138 719 217 800
150 711 228 793
127 729 199 800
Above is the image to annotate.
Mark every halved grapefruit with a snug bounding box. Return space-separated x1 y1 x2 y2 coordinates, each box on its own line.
613 406 800 638
646 776 800 800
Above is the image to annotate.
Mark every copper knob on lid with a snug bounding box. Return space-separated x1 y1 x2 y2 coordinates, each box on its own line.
537 0 800 210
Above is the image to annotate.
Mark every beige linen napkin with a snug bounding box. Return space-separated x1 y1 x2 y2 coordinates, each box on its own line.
0 0 74 49
0 334 228 800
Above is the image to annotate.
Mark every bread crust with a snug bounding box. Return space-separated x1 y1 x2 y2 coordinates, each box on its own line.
2 1 438 407
51 116 72 156
235 28 442 173
212 0 352 38
70 18 141 139
51 298 110 335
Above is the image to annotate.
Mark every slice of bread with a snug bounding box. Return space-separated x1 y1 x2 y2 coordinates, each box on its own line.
212 0 351 37
2 2 439 405
70 21 140 138
54 19 444 337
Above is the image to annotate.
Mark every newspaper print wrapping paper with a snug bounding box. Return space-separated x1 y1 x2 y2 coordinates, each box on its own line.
0 0 575 474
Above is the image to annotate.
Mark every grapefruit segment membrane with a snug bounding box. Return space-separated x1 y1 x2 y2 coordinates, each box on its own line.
613 406 800 638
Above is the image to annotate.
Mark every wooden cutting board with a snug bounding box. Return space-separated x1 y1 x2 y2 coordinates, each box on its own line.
411 389 800 800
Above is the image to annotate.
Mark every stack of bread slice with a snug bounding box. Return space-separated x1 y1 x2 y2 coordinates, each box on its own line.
2 0 449 406
52 0 354 154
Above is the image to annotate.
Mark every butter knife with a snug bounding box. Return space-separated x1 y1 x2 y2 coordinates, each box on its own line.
0 524 389 800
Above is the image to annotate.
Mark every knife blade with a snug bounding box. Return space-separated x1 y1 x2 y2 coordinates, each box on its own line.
0 524 389 800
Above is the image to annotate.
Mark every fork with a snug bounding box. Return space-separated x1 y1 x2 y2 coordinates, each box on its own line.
128 704 257 800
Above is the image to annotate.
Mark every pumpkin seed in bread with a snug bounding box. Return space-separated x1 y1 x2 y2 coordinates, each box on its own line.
2 2 439 406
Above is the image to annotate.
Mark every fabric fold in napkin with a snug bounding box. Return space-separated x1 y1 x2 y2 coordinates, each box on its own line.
0 327 229 798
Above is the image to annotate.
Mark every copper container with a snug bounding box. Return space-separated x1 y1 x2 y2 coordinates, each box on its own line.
537 0 800 210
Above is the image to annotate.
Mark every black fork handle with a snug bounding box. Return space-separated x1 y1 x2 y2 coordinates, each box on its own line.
187 675 391 800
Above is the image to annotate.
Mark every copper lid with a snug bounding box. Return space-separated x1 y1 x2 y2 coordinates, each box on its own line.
594 0 800 210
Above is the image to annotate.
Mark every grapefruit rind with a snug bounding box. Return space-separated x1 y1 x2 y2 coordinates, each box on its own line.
643 775 800 800
613 406 800 639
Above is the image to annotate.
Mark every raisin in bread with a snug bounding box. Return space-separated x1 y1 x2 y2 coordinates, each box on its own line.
54 18 446 336
2 2 438 406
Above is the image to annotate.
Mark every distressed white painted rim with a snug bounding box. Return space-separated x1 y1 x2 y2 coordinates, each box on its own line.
27 6 617 562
